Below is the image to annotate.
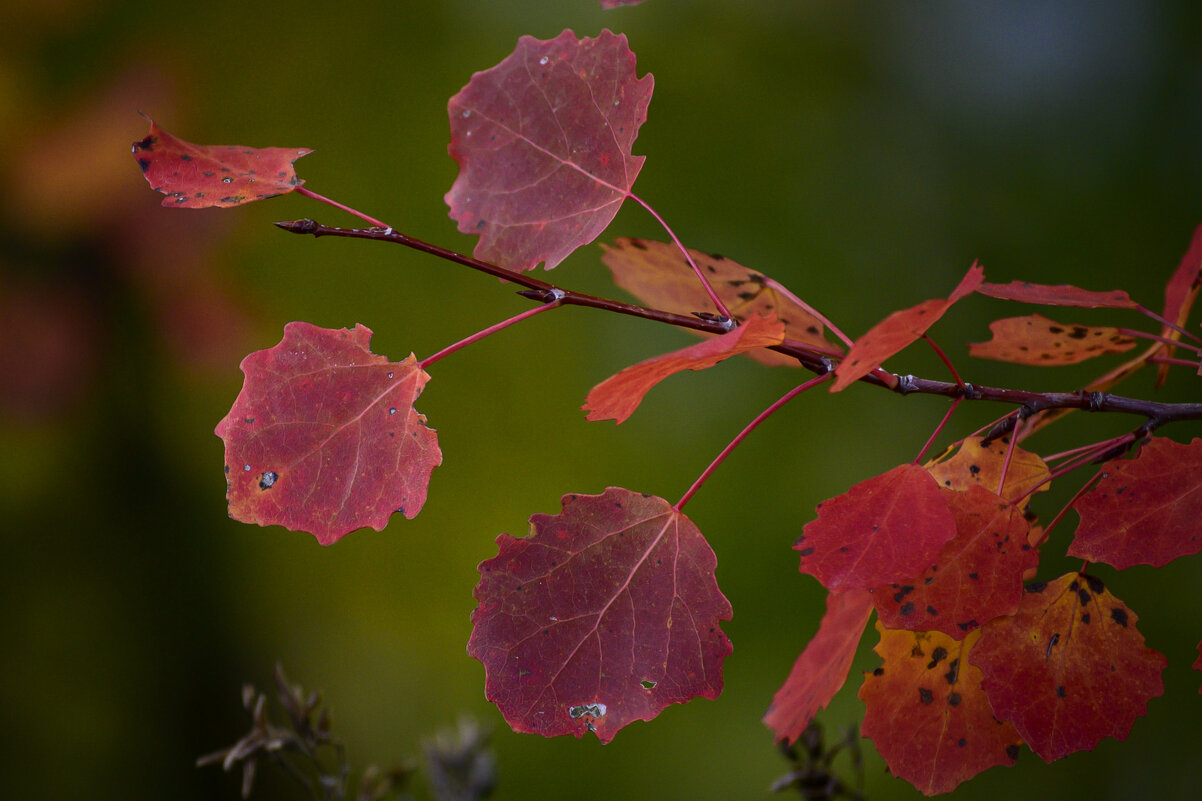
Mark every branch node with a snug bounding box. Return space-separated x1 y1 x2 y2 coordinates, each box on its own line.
274 218 319 235
692 311 734 331
896 374 917 395
1086 391 1105 412
960 382 980 400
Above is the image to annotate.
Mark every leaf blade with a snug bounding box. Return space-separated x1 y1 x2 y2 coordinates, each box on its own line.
446 30 653 271
214 323 441 544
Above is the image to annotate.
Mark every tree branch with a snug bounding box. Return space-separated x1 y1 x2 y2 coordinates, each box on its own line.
275 219 1202 428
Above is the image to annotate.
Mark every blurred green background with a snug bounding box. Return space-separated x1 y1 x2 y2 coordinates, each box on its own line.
2 1 1200 799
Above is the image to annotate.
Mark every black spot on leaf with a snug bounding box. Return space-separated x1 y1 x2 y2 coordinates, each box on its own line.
918 688 934 705
1110 607 1129 627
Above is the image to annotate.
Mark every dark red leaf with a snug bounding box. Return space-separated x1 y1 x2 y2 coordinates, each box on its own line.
214 322 441 545
446 30 652 272
831 263 984 392
468 488 732 742
583 314 785 423
871 485 1037 639
796 464 957 590
976 281 1139 310
1157 224 1202 385
132 118 311 208
601 237 842 364
1068 437 1202 569
763 590 873 743
970 573 1166 763
859 625 1021 795
969 313 1136 366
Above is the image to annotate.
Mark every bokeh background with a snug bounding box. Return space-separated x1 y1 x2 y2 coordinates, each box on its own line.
2 1 1201 799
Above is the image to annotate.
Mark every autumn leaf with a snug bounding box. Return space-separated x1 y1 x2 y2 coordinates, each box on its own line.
132 118 311 208
1068 437 1202 569
976 281 1139 310
215 323 441 545
831 262 984 392
970 573 1166 763
446 30 652 271
796 464 957 591
870 485 1037 639
859 624 1021 795
583 314 785 423
468 488 732 742
1157 224 1202 386
925 436 1050 508
763 590 873 743
600 238 842 363
969 313 1136 366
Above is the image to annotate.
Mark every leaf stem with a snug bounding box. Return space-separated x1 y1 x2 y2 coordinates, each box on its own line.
295 186 389 228
913 397 962 464
921 334 965 389
626 192 733 321
1115 326 1202 353
675 373 832 511
420 294 563 369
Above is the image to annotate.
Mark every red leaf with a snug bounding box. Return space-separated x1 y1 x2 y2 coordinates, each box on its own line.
446 30 652 272
1157 224 1202 386
1068 437 1202 569
859 625 1021 795
969 313 1136 366
976 281 1139 310
468 488 732 742
601 238 843 364
132 118 311 208
214 323 441 545
796 464 958 591
970 573 1166 763
871 485 1038 639
583 314 785 423
831 263 984 392
763 590 873 743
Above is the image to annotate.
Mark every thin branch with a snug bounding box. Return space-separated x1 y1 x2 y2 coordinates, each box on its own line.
275 219 1202 428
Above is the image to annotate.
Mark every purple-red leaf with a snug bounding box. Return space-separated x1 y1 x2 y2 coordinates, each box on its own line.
132 118 311 208
215 322 441 545
446 30 652 272
970 573 1166 763
831 263 983 392
1068 437 1202 569
468 488 732 742
583 314 785 423
870 485 1037 639
976 281 1139 310
796 464 958 591
763 590 873 743
1158 224 1202 385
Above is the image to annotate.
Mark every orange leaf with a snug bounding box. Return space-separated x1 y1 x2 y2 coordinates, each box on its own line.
969 313 1135 366
601 238 841 364
970 573 1166 763
132 118 311 208
763 589 873 743
859 624 1021 795
925 436 1050 508
831 262 984 392
583 313 785 423
871 485 1037 639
